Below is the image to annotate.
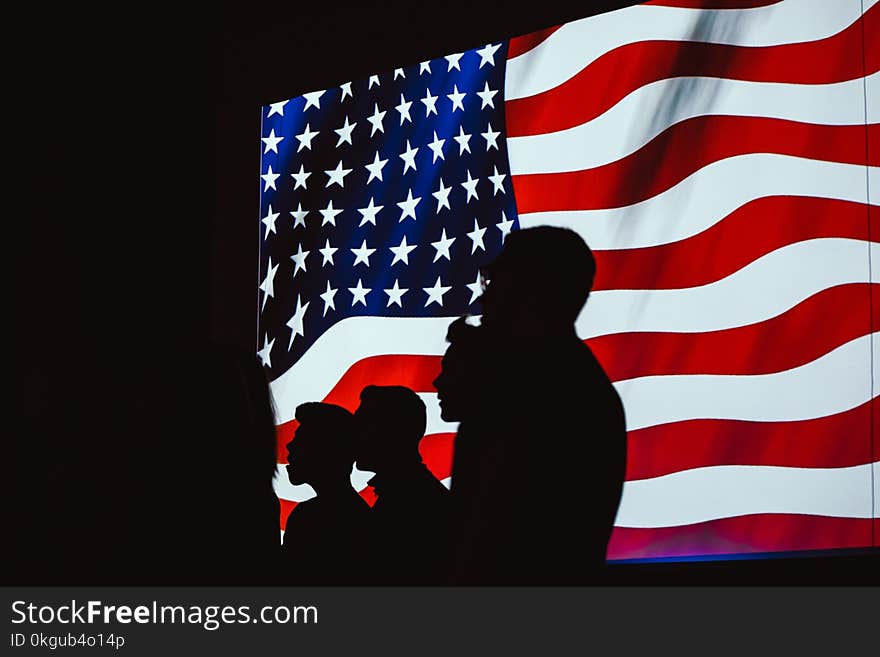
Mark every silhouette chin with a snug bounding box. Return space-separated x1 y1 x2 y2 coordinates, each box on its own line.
438 401 459 423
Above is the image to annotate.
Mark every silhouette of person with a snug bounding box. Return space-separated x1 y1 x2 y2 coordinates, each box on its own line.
432 318 492 581
440 226 627 585
354 385 450 584
281 402 369 585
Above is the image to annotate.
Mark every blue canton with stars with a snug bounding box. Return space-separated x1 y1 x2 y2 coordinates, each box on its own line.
257 42 518 376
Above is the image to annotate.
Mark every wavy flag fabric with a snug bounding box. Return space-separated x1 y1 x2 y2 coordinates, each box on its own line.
258 0 878 561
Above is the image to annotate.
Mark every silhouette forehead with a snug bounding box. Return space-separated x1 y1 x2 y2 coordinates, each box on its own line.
488 226 594 279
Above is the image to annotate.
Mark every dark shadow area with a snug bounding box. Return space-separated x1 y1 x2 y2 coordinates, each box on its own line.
13 345 280 584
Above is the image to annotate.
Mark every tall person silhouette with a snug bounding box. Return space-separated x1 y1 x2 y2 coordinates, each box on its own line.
354 385 450 584
433 316 491 585
281 402 369 585
438 226 627 585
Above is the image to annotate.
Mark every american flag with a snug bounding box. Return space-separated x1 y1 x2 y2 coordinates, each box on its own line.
259 0 879 560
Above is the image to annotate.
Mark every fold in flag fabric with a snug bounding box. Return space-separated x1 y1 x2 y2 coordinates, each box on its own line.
258 0 879 560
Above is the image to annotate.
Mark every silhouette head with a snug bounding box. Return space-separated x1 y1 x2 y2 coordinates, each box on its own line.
354 385 427 474
434 317 486 422
479 226 595 334
286 402 356 487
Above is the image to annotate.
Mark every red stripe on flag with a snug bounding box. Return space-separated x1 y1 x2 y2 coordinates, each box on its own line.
508 25 563 58
420 432 455 481
276 424 296 463
607 514 875 560
360 486 377 507
279 498 297 531
590 283 878 381
506 4 878 137
624 397 879 481
511 119 878 213
593 197 874 291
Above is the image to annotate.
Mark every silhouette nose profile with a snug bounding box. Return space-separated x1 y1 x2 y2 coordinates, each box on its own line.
433 317 483 423
285 424 307 484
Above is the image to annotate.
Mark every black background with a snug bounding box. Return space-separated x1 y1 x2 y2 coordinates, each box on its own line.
16 0 878 585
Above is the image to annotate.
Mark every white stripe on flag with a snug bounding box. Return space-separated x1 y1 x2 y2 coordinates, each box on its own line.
507 73 879 174
615 461 880 528
516 158 875 249
506 0 872 100
615 331 877 431
269 316 456 424
576 239 877 337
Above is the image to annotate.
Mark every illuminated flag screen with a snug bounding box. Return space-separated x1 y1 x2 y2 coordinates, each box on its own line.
257 0 878 561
